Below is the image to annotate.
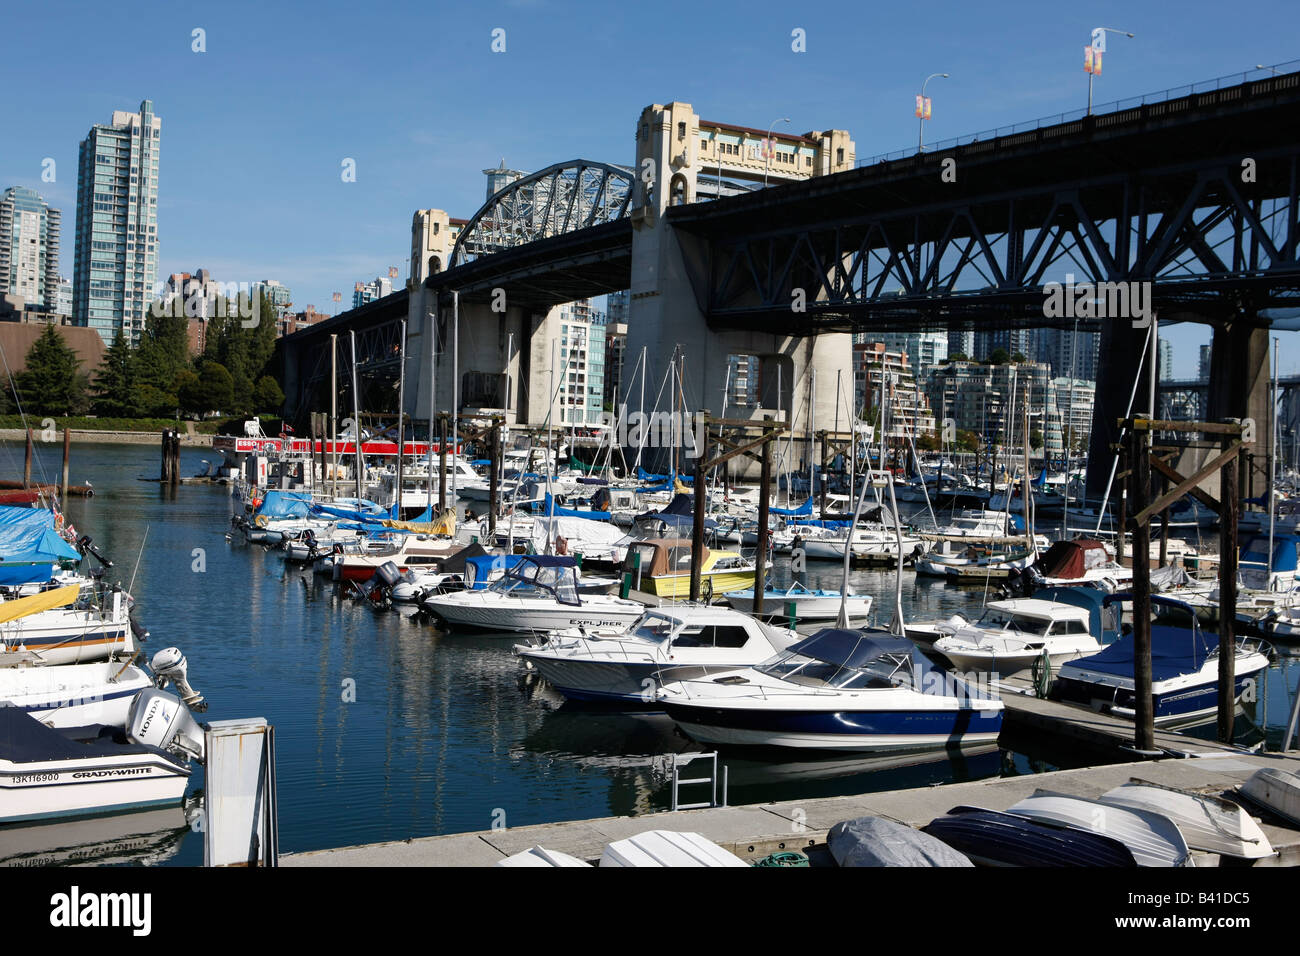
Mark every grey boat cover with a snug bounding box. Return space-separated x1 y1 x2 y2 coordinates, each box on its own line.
829 816 973 867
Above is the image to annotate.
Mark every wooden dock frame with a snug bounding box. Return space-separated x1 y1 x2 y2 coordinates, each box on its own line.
1120 416 1245 751
689 415 788 609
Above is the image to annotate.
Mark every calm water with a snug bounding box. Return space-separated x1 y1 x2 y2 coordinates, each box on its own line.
1 439 1295 866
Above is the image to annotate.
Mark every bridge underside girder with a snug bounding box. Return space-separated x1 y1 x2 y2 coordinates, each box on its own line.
669 74 1300 334
430 219 632 311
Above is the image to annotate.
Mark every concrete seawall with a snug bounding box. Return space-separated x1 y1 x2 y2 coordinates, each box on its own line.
0 428 214 446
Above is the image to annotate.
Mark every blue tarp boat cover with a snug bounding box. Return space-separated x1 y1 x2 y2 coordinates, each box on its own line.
636 466 667 482
255 491 313 519
771 497 814 517
0 505 81 584
1241 534 1300 573
542 493 611 521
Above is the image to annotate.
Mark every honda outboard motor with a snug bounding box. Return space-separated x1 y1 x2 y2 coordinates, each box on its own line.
150 647 206 712
127 688 205 762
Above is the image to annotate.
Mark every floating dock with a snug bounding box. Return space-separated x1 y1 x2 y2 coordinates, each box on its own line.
284 746 1300 867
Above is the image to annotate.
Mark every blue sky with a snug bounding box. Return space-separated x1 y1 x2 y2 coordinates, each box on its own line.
7 0 1298 377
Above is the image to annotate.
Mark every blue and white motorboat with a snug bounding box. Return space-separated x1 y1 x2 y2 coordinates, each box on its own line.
655 628 1005 752
1051 595 1271 728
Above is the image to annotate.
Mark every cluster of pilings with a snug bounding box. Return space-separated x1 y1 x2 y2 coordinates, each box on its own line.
160 429 183 486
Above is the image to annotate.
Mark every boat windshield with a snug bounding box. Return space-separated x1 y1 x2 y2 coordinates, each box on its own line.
628 613 679 644
976 609 1050 635
758 644 913 691
493 559 582 606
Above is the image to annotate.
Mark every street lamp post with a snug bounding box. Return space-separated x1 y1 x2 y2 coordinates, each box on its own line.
763 117 790 187
1257 64 1284 76
1087 27 1134 115
918 73 949 152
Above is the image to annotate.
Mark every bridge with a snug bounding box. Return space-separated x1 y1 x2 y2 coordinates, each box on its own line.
280 63 1300 491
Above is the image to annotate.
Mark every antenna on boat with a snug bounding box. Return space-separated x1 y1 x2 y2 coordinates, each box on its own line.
127 525 150 594
837 411 873 629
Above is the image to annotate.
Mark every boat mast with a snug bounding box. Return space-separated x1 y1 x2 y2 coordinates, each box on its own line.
395 319 406 518
349 330 363 502
451 290 460 503
330 333 338 501
425 310 437 517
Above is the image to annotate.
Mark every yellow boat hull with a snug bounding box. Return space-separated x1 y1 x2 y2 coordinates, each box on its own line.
643 568 756 599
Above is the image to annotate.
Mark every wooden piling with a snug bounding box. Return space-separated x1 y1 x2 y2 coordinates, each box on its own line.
1116 443 1128 566
754 426 772 617
1218 436 1239 744
1128 429 1156 752
160 429 171 484
24 429 33 488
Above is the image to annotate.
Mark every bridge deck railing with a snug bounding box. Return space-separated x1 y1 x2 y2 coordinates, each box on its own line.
856 58 1300 169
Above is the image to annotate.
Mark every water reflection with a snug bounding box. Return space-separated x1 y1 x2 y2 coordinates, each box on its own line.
3 439 1296 864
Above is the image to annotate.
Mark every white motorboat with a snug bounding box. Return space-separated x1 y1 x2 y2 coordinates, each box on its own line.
421 554 645 633
0 660 154 728
1004 789 1191 867
725 582 873 623
1237 768 1300 828
496 846 591 867
0 687 205 825
0 646 204 730
656 628 1005 752
1101 780 1274 860
929 597 1106 676
0 584 134 667
514 605 801 703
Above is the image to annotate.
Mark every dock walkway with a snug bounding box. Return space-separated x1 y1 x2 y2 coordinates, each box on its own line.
285 748 1300 867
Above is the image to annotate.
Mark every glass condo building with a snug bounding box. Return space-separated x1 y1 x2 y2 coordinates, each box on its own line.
72 99 161 346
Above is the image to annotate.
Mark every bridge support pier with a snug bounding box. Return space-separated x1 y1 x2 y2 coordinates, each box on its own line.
1085 321 1154 501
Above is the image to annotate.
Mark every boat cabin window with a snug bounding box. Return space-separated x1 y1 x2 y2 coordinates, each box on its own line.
630 615 676 643
671 625 751 650
977 610 1049 635
759 650 908 690
1058 619 1091 635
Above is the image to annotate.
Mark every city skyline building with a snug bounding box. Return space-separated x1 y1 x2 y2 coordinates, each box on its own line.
72 99 161 347
0 186 61 312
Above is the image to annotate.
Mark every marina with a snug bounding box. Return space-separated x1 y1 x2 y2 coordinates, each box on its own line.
5 2 1300 906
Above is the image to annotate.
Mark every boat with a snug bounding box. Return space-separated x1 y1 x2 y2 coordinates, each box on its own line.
496 846 591 867
513 605 801 703
1237 767 1300 828
0 660 154 728
1050 595 1272 728
420 554 646 633
927 596 1107 676
0 584 134 667
655 628 1005 752
0 687 204 825
1005 789 1190 866
0 645 204 730
828 815 973 867
1030 539 1131 589
921 806 1138 866
336 534 461 582
621 538 756 599
598 830 749 867
725 581 873 623
1101 779 1274 860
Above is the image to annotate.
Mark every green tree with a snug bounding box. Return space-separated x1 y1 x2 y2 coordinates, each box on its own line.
987 347 1011 365
17 325 89 415
1011 351 1027 364
134 306 191 413
91 328 138 416
179 361 234 417
253 375 284 413
1030 428 1044 450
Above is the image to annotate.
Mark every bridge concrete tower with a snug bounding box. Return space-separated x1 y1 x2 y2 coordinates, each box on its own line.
625 102 854 476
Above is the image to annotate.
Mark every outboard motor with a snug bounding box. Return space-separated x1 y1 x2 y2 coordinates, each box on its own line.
127 688 206 762
129 611 150 644
150 647 206 712
76 535 114 569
